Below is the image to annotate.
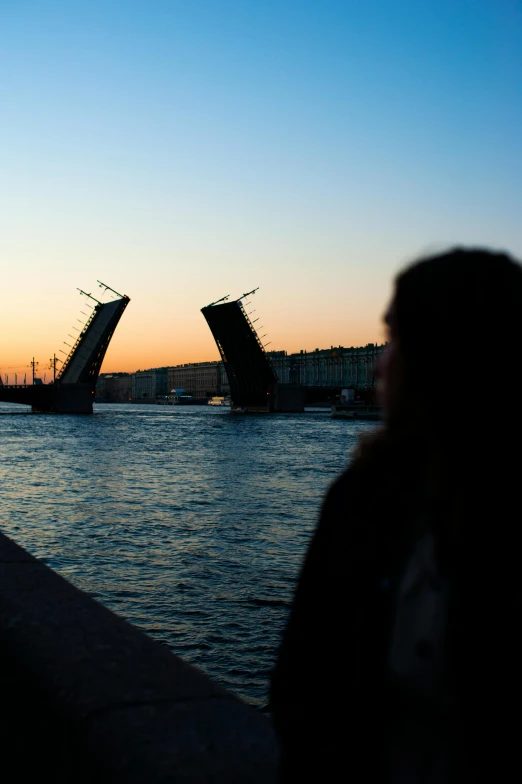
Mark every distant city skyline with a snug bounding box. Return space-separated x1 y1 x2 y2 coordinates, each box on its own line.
2 0 521 374
0 319 386 381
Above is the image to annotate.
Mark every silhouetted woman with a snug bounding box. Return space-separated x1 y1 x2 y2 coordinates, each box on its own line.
270 248 522 782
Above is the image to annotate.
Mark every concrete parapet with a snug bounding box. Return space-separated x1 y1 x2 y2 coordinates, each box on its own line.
0 531 278 782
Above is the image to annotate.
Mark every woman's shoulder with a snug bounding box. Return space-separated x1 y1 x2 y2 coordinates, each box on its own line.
314 466 376 551
321 460 391 517
318 461 410 557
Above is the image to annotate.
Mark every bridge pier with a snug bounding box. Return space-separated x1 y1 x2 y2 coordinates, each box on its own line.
0 383 95 413
271 383 305 412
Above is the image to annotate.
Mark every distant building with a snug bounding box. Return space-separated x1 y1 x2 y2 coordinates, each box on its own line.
100 344 383 404
95 373 132 402
132 368 169 400
167 361 229 398
166 345 383 399
267 344 385 389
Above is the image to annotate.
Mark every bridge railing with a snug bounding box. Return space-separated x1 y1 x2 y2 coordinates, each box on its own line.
237 301 278 382
56 304 99 381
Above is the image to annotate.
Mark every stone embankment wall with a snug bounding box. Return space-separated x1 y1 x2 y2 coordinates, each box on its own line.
0 531 277 783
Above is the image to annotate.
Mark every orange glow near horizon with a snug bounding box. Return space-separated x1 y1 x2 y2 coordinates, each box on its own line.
0 309 388 379
0 278 390 379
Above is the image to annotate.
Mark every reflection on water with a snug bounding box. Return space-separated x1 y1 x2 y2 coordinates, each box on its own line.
0 402 375 705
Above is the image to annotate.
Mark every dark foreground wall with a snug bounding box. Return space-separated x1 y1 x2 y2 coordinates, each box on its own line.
0 532 277 783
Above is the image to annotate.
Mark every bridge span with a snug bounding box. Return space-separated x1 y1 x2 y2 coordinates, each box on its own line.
0 284 129 414
201 290 305 413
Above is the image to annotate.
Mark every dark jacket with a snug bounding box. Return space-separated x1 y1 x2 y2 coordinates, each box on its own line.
270 464 522 782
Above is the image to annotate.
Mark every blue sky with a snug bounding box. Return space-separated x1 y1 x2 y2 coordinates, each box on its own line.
1 0 521 371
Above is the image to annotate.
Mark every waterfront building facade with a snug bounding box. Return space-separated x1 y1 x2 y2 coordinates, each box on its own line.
97 344 384 404
267 344 385 389
132 368 169 400
95 373 132 402
167 362 229 398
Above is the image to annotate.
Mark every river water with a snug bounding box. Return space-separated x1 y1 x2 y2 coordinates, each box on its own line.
0 403 375 707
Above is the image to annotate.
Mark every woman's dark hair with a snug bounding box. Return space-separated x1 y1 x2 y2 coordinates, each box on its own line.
353 247 522 549
391 247 522 437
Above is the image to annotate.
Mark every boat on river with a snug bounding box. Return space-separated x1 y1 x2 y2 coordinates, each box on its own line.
330 403 381 421
208 396 231 407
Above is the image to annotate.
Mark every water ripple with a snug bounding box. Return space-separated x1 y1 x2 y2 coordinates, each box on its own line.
0 402 374 706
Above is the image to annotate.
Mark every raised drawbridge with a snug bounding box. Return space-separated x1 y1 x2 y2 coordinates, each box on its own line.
201 290 304 412
0 282 129 413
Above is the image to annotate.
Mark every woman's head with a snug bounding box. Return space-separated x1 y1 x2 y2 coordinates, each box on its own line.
379 247 522 445
356 247 522 550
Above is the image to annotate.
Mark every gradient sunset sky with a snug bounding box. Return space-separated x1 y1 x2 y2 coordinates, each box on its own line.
1 0 521 377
